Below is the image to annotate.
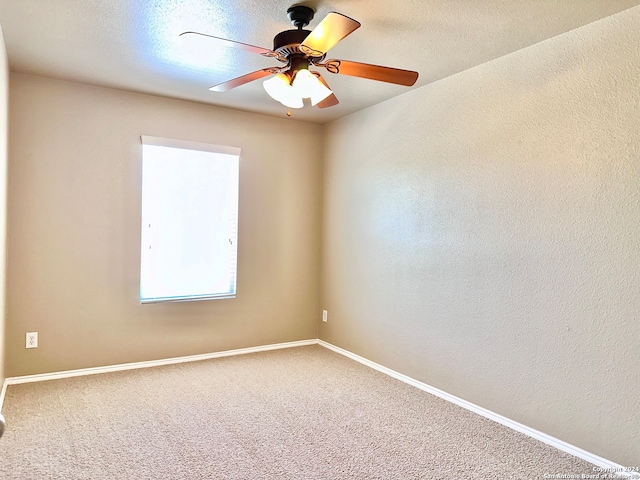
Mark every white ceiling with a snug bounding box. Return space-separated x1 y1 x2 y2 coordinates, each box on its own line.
0 0 638 124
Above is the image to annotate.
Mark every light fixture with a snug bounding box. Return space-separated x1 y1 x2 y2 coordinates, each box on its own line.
263 68 332 108
292 69 332 106
263 73 303 109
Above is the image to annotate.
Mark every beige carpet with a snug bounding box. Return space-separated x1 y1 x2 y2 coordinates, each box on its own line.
0 345 598 479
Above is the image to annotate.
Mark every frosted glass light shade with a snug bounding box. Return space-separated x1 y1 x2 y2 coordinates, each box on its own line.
279 94 304 109
309 79 332 106
263 74 290 101
292 69 332 106
263 73 304 109
264 70 332 109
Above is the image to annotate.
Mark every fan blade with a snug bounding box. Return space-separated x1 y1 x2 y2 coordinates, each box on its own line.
326 59 418 86
312 73 339 108
299 12 361 57
210 69 275 92
180 31 280 58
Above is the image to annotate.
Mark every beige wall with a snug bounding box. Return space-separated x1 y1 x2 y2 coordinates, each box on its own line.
6 73 322 377
321 7 640 467
0 26 8 385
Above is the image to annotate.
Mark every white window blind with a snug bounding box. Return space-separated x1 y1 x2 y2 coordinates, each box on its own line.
140 136 240 303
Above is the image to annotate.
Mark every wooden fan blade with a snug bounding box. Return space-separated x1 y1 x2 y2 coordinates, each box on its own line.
210 69 275 92
327 59 418 86
312 73 339 108
299 12 361 57
180 31 280 58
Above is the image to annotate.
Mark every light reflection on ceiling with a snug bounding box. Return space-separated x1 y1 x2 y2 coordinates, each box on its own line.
136 0 239 78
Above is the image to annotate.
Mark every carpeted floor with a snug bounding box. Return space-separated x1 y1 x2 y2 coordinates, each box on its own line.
0 345 599 479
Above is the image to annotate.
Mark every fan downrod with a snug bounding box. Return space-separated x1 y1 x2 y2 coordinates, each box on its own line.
287 5 314 29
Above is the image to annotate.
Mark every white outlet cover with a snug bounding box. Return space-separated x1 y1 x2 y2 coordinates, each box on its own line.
322 310 328 322
26 332 38 348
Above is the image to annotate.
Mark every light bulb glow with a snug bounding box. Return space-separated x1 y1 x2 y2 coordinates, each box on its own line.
263 69 332 109
292 69 332 106
292 69 317 98
263 74 303 109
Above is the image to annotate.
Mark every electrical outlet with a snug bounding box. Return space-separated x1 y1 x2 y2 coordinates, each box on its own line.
26 332 38 349
322 310 328 323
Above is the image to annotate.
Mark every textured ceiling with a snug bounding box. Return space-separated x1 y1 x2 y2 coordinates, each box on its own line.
0 0 638 124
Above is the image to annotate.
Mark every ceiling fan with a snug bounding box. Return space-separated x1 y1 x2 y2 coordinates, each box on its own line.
180 5 419 110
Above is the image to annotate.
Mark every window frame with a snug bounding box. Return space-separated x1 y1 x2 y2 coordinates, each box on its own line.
139 135 240 304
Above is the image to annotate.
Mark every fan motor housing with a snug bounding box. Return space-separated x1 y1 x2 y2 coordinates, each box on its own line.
273 29 311 57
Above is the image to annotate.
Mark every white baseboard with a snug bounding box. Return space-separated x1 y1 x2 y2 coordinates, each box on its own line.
0 339 316 411
1 337 636 478
317 340 639 479
0 379 7 414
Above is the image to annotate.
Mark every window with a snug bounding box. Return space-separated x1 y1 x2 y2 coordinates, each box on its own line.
140 136 240 303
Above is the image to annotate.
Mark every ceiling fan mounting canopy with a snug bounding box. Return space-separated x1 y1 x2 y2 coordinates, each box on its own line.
180 5 419 109
287 5 315 29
